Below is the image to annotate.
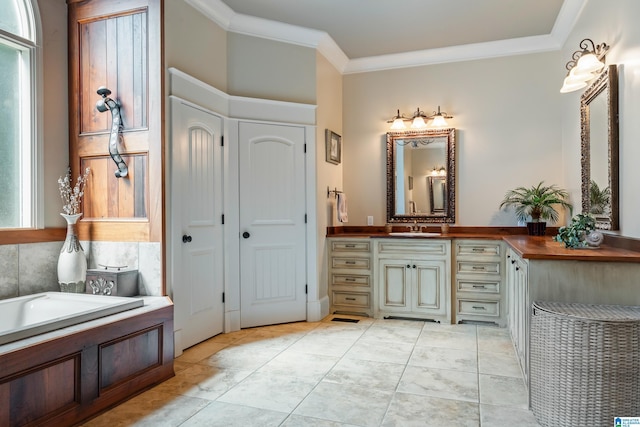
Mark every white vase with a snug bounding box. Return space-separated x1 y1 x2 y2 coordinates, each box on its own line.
58 213 87 293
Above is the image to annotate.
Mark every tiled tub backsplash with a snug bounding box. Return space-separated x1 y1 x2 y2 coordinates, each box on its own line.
0 241 162 300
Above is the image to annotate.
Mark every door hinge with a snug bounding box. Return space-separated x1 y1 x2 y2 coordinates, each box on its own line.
221 135 224 147
304 143 307 153
222 292 225 303
304 214 307 223
221 214 225 224
305 284 308 294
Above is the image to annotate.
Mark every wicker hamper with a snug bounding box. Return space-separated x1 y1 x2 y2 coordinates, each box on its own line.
530 301 640 427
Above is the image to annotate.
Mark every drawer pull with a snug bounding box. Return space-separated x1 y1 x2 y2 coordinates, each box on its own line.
471 248 485 252
472 305 486 310
345 261 356 265
472 266 486 270
345 278 356 282
345 244 356 248
472 285 486 289
345 297 356 301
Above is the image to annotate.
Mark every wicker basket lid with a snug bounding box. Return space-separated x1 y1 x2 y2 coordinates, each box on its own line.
533 301 640 322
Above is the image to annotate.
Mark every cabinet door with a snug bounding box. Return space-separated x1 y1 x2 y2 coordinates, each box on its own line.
378 259 410 312
413 259 448 316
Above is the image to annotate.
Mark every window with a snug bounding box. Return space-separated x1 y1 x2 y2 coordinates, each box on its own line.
0 0 39 228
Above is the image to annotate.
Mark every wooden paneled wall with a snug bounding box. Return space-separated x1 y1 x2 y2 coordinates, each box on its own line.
67 0 163 242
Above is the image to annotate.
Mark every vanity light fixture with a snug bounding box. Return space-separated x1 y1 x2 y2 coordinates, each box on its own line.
387 106 453 130
560 38 609 93
430 166 446 176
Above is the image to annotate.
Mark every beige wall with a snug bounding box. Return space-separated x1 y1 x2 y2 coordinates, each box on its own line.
227 33 316 104
315 51 343 300
560 0 640 238
164 0 227 92
38 0 69 227
343 52 565 226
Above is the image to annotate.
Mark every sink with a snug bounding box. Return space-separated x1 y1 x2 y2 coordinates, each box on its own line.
389 232 441 237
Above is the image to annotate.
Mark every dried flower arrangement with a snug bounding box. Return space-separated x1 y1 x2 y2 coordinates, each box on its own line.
58 167 90 215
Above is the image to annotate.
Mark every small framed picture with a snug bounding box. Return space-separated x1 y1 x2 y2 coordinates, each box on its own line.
325 129 341 165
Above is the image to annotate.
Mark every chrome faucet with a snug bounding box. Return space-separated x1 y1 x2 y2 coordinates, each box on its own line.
408 221 421 232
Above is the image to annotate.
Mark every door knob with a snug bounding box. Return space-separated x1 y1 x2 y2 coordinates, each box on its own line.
242 231 251 239
182 234 192 243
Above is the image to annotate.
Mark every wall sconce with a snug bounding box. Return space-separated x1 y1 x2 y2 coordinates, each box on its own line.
387 106 453 130
560 38 609 93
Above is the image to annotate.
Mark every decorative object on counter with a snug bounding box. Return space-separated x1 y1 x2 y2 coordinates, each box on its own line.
386 106 453 130
385 223 393 233
441 223 450 234
96 86 128 177
57 167 90 293
554 213 603 249
499 181 572 236
325 129 341 165
86 265 139 296
560 38 609 93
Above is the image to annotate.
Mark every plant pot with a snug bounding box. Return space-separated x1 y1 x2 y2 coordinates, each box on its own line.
527 222 547 236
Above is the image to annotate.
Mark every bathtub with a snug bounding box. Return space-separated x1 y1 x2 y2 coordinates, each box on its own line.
0 292 143 345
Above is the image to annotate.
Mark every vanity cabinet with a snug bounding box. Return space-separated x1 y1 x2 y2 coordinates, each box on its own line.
503 236 640 393
375 239 451 323
505 247 529 383
328 238 373 316
454 240 506 326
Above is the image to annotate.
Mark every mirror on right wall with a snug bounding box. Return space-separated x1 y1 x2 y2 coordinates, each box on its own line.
581 64 619 230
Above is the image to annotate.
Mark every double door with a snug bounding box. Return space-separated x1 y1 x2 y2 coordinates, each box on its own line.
171 99 308 353
379 258 448 319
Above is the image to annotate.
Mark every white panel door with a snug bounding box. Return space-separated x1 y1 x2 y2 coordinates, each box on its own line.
239 122 307 328
171 98 224 351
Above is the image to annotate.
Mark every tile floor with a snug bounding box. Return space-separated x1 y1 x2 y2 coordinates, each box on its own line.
82 315 541 426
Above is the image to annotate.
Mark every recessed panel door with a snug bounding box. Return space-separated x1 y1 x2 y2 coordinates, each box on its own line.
170 99 224 351
238 122 307 328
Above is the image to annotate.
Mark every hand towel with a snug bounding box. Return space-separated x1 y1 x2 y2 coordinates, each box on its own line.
337 193 348 223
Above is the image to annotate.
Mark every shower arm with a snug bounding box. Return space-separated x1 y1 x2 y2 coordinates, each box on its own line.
95 86 128 178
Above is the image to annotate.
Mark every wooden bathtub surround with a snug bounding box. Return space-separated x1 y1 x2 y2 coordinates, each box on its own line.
0 297 174 427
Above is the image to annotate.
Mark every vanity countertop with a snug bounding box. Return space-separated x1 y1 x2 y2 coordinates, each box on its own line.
326 227 640 263
503 235 640 263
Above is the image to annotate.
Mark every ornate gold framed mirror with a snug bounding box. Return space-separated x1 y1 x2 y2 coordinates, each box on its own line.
580 64 618 230
386 128 456 223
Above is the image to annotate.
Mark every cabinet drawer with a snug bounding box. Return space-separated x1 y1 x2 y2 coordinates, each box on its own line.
458 299 499 316
332 291 370 308
457 261 500 275
331 240 371 252
456 242 501 257
331 273 370 287
457 279 500 294
378 241 448 256
332 257 370 269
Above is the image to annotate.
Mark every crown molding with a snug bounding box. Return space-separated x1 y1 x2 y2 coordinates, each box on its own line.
186 0 585 75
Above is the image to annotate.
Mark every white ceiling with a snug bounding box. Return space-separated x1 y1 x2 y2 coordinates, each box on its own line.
186 0 586 73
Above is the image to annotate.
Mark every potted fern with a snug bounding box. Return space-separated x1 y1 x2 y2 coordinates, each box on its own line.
499 181 572 236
